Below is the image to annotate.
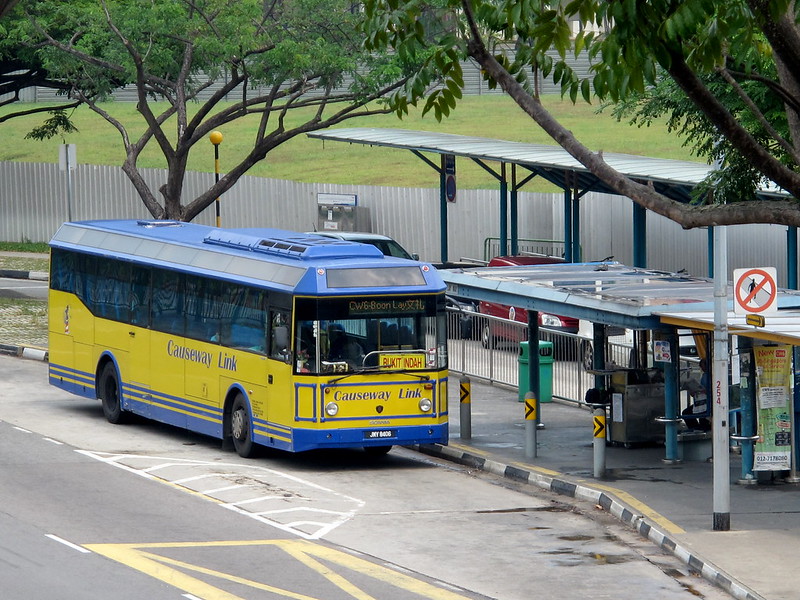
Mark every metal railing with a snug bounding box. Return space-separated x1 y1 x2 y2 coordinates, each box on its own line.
445 307 634 405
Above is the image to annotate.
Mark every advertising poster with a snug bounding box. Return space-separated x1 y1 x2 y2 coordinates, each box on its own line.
754 345 793 471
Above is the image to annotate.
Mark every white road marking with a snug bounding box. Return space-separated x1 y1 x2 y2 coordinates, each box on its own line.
200 484 248 495
77 450 366 540
46 534 91 554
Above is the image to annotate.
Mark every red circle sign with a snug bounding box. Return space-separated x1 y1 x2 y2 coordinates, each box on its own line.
734 268 777 314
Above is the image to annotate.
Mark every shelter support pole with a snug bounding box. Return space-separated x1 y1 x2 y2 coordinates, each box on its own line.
438 155 449 263
592 322 605 387
632 203 647 268
563 185 574 262
662 329 681 463
510 164 519 256
499 163 508 256
571 184 581 261
735 336 757 484
712 225 731 531
590 323 607 477
788 226 798 290
789 347 800 483
707 226 715 278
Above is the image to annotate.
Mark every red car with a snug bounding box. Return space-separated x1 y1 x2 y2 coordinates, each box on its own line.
478 255 579 349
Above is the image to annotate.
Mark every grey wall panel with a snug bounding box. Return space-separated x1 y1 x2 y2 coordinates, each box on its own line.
1 160 796 287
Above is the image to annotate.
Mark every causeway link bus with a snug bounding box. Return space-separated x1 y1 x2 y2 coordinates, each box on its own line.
48 220 449 457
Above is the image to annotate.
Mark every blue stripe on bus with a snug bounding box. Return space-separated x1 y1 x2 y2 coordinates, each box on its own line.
49 361 448 453
49 364 95 388
259 424 449 453
122 383 224 420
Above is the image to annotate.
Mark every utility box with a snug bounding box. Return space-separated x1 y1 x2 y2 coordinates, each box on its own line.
317 193 371 233
608 369 665 445
518 341 554 403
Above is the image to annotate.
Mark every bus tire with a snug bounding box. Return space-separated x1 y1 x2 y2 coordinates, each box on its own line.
98 362 127 424
231 393 256 458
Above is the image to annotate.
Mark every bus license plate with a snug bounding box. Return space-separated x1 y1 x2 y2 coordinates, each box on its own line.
364 430 396 440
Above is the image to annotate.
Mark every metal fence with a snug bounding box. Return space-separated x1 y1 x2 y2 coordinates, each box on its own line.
445 306 646 405
3 159 795 287
446 307 587 404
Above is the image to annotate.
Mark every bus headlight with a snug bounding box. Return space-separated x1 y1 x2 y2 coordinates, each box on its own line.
325 402 339 417
418 398 433 413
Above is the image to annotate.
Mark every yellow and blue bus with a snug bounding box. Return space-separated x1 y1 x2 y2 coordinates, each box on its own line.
48 219 448 457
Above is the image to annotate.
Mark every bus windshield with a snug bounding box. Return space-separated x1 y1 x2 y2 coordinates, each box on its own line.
294 296 446 374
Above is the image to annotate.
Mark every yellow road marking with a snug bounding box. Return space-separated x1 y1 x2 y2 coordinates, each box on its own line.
84 539 473 600
586 482 685 534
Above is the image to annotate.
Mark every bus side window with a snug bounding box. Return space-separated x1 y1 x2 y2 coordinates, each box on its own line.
270 311 290 363
130 266 151 327
151 269 184 336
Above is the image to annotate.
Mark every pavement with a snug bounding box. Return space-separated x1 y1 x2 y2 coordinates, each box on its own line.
423 379 796 600
1 260 795 600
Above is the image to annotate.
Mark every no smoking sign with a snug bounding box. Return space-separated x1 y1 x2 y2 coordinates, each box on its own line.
733 267 778 315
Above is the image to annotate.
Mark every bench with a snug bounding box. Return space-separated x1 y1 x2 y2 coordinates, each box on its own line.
677 430 713 461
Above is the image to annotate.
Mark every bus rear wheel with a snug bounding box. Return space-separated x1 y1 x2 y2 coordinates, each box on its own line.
98 362 127 424
231 394 256 458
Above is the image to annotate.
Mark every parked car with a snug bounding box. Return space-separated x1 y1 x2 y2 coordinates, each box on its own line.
307 231 419 260
478 255 579 352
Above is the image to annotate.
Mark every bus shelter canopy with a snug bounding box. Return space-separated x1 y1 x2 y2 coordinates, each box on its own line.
308 128 788 203
440 261 800 338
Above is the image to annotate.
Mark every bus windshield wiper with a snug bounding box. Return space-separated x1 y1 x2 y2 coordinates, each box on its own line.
327 367 430 385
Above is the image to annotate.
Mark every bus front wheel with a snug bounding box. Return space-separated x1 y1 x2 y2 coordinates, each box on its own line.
231 394 256 458
98 362 127 424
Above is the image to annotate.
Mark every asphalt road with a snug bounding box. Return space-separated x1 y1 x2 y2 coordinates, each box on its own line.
0 276 48 300
0 355 730 600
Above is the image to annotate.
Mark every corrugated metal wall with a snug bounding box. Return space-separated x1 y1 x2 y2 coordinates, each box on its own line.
1 160 793 285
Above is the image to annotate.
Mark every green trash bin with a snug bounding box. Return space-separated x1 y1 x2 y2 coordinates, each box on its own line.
518 341 554 403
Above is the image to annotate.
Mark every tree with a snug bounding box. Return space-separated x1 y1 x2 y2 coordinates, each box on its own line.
10 0 418 221
363 0 800 229
1 1 81 123
0 0 18 19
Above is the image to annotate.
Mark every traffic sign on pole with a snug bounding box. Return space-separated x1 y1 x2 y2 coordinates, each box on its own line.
733 267 778 315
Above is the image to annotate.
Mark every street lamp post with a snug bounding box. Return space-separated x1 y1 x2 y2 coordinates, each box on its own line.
209 131 223 227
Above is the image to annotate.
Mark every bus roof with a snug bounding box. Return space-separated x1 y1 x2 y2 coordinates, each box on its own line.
50 220 445 295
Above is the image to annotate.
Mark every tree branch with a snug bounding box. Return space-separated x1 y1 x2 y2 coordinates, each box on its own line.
717 66 800 163
459 0 800 229
666 49 800 196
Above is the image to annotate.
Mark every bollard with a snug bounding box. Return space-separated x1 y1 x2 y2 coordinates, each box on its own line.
593 407 606 478
459 375 472 440
524 391 538 458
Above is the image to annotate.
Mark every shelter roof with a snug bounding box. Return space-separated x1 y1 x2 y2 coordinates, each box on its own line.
439 261 800 333
308 128 788 202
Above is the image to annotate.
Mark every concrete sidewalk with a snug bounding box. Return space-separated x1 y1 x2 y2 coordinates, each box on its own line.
416 377 800 600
